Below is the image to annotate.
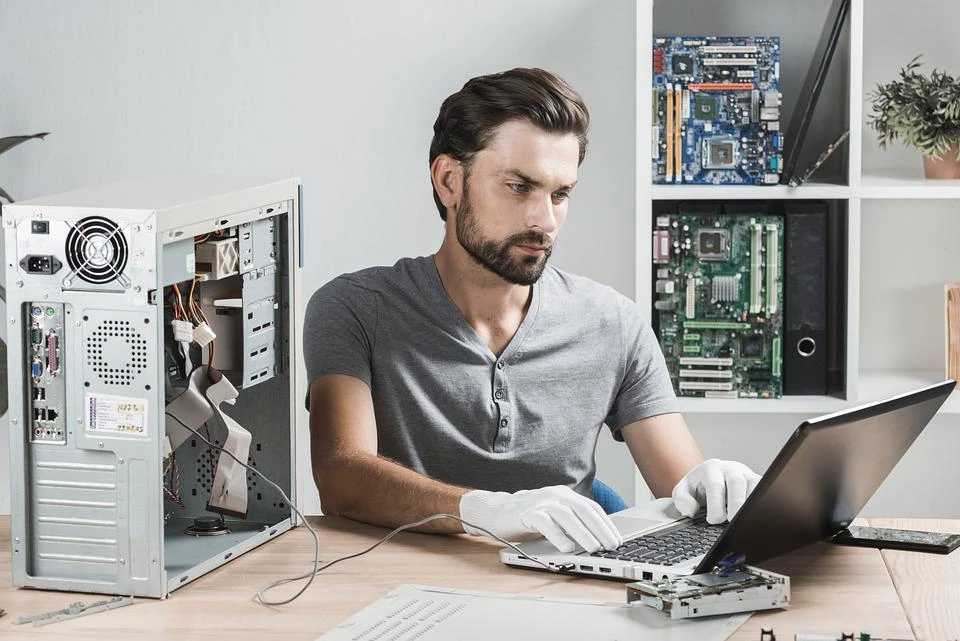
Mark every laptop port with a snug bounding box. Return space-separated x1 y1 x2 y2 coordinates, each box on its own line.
599 567 612 574
579 565 594 572
642 571 653 580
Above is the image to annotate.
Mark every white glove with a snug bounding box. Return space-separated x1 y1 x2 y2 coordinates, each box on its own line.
671 458 761 525
459 485 623 553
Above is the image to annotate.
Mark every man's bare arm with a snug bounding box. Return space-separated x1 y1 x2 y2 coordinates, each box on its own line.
620 412 704 498
309 374 469 533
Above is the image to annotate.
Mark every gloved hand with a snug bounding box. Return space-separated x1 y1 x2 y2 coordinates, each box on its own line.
459 485 623 553
671 458 761 525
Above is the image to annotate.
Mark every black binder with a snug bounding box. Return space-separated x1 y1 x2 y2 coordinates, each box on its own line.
783 202 828 395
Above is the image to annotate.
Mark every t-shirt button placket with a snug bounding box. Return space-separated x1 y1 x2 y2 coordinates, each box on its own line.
493 373 510 452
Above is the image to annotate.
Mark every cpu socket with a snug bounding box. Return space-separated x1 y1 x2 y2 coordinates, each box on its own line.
697 229 729 261
703 137 739 169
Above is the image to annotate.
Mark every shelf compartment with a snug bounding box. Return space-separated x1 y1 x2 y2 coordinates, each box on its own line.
651 182 852 201
860 170 960 199
676 370 957 415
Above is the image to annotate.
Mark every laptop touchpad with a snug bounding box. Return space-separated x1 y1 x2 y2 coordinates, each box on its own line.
610 516 664 537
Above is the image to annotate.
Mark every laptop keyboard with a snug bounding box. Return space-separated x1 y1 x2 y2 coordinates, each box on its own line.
589 518 723 566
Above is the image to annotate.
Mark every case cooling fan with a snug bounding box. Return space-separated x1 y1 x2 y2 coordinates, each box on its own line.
64 215 131 288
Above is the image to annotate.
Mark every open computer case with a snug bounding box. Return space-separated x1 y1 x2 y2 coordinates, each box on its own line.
3 176 301 597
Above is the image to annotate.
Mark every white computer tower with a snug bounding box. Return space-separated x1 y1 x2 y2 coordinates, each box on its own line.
4 177 301 597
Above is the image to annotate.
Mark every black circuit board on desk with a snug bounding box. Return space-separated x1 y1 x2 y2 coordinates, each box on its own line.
653 212 783 398
652 36 782 185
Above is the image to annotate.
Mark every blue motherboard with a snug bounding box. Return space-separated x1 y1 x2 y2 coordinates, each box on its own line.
652 36 782 185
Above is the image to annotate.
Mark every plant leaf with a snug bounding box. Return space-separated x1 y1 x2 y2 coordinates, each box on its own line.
0 133 49 156
868 56 960 155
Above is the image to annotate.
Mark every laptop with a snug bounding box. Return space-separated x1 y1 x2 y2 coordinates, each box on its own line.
501 380 956 581
781 0 851 186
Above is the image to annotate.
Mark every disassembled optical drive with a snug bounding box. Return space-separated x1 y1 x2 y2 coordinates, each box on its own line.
626 565 790 619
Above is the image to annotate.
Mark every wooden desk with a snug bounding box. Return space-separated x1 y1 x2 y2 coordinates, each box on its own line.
1 515 958 640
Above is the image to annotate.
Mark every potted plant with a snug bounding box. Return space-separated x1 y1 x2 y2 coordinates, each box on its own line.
867 56 960 179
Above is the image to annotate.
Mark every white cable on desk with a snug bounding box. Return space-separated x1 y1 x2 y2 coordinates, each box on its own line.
166 411 320 605
165 412 559 607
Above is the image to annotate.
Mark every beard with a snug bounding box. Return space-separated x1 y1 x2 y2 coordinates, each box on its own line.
455 183 553 286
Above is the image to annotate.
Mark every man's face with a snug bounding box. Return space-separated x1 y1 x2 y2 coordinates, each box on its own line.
453 120 579 286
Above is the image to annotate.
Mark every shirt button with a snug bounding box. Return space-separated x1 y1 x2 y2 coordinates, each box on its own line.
494 389 504 400
496 361 505 370
500 418 509 427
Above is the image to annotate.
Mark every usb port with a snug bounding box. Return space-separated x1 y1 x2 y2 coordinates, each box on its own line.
579 565 594 572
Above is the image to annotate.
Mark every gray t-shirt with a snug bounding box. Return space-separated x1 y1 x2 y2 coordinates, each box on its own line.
303 255 678 496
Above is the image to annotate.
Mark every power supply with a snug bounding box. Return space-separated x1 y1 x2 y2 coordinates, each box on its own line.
3 176 301 597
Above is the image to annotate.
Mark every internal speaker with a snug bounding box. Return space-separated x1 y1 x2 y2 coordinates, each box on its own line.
64 216 130 286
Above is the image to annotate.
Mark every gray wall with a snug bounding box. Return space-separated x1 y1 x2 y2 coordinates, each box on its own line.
0 0 638 514
2 0 957 520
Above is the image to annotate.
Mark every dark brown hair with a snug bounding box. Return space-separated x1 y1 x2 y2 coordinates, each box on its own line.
429 68 589 220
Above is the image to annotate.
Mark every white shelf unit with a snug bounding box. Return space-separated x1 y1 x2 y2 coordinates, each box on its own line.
636 0 960 416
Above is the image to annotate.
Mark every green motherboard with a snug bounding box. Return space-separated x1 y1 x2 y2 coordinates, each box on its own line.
653 206 783 398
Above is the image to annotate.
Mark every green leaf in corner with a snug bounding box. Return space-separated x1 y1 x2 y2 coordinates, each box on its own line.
0 132 49 156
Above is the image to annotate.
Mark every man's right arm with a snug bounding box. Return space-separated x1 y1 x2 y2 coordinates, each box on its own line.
309 373 622 551
309 373 469 534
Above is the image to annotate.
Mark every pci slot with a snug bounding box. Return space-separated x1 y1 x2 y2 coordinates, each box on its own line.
705 390 739 399
679 357 734 367
665 85 674 182
679 381 734 391
750 223 763 314
700 45 759 54
765 223 779 315
702 58 759 66
679 370 734 379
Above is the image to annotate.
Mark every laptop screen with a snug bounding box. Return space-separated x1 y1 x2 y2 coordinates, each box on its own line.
695 380 955 572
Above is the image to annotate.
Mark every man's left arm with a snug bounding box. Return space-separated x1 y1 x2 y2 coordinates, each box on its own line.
620 413 761 523
620 412 703 497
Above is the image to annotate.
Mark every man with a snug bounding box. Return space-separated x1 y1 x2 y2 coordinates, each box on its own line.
304 68 759 554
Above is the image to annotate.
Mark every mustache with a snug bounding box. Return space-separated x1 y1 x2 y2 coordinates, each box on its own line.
507 231 552 249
